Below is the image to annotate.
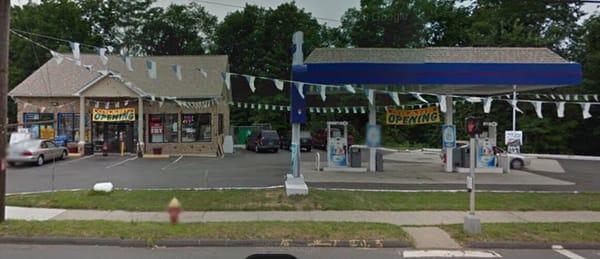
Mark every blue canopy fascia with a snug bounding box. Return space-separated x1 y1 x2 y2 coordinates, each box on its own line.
292 62 582 86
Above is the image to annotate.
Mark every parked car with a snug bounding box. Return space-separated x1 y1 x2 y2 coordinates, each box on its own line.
246 130 280 153
280 131 312 152
312 128 354 150
7 139 68 166
493 146 531 170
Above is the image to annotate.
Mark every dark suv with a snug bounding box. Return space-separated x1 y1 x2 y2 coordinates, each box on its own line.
280 131 312 152
246 130 280 153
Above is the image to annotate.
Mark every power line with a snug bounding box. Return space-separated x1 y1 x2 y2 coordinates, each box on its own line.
193 0 342 23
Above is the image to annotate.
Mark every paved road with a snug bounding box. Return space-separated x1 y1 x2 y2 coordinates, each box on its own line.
1 244 599 259
6 149 600 193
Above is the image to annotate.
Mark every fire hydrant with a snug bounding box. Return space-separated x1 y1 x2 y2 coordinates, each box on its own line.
167 197 182 224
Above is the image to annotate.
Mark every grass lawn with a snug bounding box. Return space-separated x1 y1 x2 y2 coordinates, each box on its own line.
6 188 600 211
0 220 409 245
441 223 600 245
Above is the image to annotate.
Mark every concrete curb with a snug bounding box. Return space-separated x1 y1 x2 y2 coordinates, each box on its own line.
468 241 600 250
524 153 600 161
0 236 410 248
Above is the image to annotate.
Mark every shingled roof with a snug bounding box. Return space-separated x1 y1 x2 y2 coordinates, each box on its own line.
305 47 569 64
9 54 228 98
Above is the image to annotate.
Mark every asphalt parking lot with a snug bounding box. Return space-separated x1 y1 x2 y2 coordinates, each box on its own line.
6 149 600 193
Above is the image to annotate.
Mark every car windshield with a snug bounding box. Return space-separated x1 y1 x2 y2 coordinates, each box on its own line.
300 132 311 138
262 131 278 138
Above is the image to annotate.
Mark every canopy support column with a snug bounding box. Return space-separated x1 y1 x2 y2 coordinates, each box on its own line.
368 96 376 172
78 96 85 154
137 97 144 157
444 96 453 173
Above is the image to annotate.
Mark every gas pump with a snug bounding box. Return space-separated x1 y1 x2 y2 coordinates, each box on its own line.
477 122 497 168
326 121 349 168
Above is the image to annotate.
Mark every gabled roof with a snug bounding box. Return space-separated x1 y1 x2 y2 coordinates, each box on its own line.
9 54 228 99
305 47 570 64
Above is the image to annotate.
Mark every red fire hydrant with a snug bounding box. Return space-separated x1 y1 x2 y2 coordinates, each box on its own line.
167 197 182 224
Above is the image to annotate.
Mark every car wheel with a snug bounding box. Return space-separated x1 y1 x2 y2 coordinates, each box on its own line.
511 159 524 170
8 162 15 167
273 148 278 153
307 148 311 152
36 155 45 166
61 150 68 160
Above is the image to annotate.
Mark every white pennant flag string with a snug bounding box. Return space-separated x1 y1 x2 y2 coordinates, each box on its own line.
245 76 256 92
296 83 305 99
96 47 108 65
533 101 543 119
69 42 80 65
438 95 447 113
171 64 183 80
389 92 400 106
411 92 429 103
366 89 375 105
556 102 565 118
274 80 284 91
146 59 157 79
50 51 64 64
345 84 356 94
510 100 524 114
319 85 327 101
581 103 592 119
223 73 231 90
483 97 493 114
199 68 208 78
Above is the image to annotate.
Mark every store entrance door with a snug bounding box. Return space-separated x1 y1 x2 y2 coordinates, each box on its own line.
93 122 134 153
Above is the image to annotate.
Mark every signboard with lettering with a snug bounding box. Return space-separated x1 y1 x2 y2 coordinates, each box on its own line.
386 106 441 126
92 108 136 122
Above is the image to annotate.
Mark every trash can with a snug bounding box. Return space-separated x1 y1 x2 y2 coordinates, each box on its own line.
376 150 384 172
350 146 361 168
84 143 93 156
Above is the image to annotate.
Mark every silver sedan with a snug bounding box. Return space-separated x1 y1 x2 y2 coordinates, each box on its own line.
7 139 69 166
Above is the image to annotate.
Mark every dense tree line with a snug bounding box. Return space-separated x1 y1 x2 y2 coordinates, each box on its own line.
7 0 600 154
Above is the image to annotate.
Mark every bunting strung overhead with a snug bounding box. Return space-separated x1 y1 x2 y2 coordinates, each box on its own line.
146 59 157 79
69 41 80 66
171 64 183 80
556 102 565 118
96 47 108 65
245 75 256 92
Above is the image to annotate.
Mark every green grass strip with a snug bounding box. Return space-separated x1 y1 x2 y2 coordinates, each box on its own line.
441 223 600 245
6 189 600 211
0 220 409 245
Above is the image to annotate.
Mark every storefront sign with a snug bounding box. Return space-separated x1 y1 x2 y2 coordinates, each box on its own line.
386 106 441 126
92 108 136 122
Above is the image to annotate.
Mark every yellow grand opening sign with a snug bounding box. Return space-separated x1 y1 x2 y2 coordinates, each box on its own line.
92 108 136 122
386 106 441 125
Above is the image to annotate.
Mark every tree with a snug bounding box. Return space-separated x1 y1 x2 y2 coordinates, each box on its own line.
340 0 430 47
77 0 155 52
138 3 217 55
9 0 102 122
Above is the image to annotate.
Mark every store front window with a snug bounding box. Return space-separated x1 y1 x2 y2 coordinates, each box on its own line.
149 114 178 143
181 114 211 142
23 113 54 139
57 113 90 142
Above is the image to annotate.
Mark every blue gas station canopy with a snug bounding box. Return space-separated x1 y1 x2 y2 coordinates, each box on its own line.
293 47 582 95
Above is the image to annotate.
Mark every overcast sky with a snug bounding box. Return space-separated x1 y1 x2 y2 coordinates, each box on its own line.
12 0 600 26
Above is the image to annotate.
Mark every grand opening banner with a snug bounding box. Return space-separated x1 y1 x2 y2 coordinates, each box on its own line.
92 108 136 122
386 106 441 125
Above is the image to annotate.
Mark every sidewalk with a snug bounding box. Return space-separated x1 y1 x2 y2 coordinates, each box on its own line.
7 206 600 225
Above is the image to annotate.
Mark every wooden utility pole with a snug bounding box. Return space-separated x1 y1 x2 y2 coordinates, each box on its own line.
0 0 10 222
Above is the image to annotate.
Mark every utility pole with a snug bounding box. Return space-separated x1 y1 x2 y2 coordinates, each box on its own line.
0 0 11 222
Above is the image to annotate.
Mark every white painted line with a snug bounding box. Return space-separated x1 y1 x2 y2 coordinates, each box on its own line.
61 154 95 165
105 156 138 169
552 245 586 259
161 155 183 171
402 250 502 258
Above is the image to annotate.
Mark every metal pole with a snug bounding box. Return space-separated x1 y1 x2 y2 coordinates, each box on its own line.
512 85 517 131
368 94 376 172
444 96 453 173
469 135 476 214
0 0 10 222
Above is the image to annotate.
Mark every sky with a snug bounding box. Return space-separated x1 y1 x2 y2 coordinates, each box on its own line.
12 0 600 26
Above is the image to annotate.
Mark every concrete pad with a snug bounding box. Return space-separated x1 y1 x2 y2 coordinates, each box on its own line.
528 158 565 173
6 206 66 221
257 211 312 221
404 227 461 249
512 211 600 223
303 161 574 186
